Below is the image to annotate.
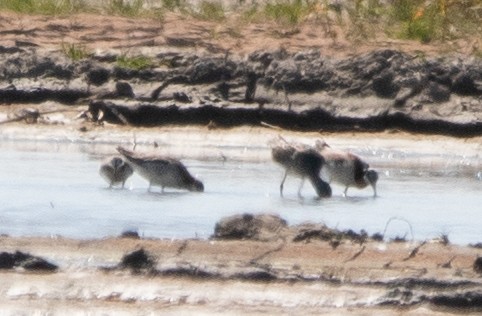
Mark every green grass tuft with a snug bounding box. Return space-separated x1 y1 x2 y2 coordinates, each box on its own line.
0 0 87 15
61 42 90 61
116 54 153 70
161 0 186 12
263 0 309 26
192 1 225 22
104 0 144 17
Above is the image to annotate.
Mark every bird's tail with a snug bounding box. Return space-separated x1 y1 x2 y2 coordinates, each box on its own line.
116 146 143 165
116 146 134 158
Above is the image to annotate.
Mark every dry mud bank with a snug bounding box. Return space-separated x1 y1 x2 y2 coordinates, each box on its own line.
0 12 481 137
1 230 482 315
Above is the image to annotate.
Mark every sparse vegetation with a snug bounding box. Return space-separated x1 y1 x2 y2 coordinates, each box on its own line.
160 0 186 12
0 0 480 48
193 0 225 22
0 0 87 15
116 54 153 70
61 42 90 61
104 0 144 17
263 0 310 26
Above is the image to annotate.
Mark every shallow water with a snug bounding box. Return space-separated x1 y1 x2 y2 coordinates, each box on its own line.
0 138 480 245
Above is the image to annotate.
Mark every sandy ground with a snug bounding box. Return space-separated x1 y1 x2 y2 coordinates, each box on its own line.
1 9 478 58
1 235 482 315
1 10 482 315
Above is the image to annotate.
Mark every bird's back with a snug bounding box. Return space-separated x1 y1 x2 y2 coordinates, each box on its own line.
271 145 296 168
318 143 371 189
117 146 203 191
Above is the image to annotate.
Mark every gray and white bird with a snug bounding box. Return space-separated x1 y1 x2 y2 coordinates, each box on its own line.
315 140 378 197
99 156 134 188
271 140 332 198
117 146 204 193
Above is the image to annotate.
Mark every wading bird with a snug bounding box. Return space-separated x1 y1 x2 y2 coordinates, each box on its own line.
117 146 204 193
315 140 378 197
271 139 332 198
99 156 134 188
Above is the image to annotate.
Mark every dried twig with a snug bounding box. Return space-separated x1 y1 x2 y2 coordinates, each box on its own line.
260 121 283 130
439 256 456 269
249 242 285 265
0 109 71 125
176 240 188 256
403 241 427 261
345 245 366 262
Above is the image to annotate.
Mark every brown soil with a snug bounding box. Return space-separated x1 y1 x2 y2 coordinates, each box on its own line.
1 235 482 315
0 11 478 58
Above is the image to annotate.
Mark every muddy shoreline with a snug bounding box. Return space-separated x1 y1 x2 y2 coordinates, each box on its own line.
1 10 481 314
1 12 481 137
2 217 482 314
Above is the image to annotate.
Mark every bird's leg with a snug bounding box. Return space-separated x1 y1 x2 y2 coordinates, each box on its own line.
148 182 152 192
280 170 288 197
343 187 348 197
297 178 305 198
121 180 125 189
161 186 165 193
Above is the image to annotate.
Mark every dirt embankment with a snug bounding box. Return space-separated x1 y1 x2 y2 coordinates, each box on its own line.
0 12 481 137
2 213 482 314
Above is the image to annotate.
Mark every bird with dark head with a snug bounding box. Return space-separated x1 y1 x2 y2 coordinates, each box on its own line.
116 146 204 193
271 139 332 198
99 156 134 188
315 140 378 197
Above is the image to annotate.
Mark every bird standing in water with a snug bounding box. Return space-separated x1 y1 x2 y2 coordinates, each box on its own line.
315 140 378 197
271 139 332 198
117 146 204 193
99 156 134 188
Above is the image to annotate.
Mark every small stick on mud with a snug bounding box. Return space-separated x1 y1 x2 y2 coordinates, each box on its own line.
249 242 285 265
439 255 456 269
176 240 188 256
260 121 283 130
0 109 71 125
403 241 427 261
150 80 171 100
345 245 366 262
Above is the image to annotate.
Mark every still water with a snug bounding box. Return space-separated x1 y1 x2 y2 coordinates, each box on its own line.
0 138 480 245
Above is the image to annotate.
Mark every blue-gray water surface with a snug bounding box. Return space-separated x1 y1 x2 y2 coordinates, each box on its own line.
0 139 480 245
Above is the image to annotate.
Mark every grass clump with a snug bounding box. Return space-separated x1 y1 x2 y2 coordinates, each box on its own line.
160 0 186 12
0 0 86 15
389 0 441 43
104 0 144 17
263 0 311 26
191 1 225 22
116 54 153 70
61 42 90 61
388 0 482 43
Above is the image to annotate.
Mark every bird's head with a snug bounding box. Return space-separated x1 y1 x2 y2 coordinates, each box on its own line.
111 157 125 169
190 179 204 192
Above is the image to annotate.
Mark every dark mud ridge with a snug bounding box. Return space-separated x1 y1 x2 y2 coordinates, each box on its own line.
1 46 481 136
